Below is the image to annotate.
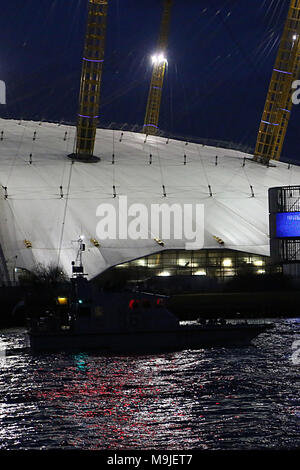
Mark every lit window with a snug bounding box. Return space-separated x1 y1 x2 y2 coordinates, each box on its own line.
194 270 206 276
136 259 146 267
158 271 171 277
223 259 232 267
178 259 190 267
254 260 264 266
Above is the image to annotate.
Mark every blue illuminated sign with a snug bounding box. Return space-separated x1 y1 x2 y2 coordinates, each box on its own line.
276 212 300 238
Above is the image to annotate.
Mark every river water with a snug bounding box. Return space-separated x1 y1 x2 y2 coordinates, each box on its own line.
0 319 299 450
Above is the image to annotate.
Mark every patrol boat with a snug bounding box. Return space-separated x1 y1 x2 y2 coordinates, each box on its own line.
28 243 273 353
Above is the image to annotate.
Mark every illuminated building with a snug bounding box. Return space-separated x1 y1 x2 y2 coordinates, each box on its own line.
0 118 295 284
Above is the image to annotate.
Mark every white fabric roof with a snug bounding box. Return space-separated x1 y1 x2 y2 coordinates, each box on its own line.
0 118 298 281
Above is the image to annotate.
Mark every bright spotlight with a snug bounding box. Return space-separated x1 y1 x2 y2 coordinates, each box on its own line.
151 53 167 65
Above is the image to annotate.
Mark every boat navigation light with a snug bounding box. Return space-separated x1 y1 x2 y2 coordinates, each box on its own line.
57 297 68 305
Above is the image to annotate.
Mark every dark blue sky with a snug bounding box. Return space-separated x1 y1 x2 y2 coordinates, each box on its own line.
1 0 299 161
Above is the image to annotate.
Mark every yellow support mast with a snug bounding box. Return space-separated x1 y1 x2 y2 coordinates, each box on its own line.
254 0 300 165
143 0 173 135
69 0 109 163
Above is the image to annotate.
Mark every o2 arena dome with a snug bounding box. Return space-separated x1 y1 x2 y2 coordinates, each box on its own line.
2 2 300 285
0 118 298 284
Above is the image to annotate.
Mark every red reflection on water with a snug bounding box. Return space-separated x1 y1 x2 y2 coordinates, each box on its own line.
30 356 170 448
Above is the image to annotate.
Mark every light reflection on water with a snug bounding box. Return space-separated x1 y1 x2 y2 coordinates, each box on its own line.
0 320 299 450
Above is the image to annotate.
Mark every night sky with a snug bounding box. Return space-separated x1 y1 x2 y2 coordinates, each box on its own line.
1 0 299 161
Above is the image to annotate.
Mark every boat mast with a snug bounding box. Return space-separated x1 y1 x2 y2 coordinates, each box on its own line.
72 237 86 277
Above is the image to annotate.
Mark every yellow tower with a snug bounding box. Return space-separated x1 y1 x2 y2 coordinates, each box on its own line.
69 0 109 163
254 0 300 164
143 0 173 135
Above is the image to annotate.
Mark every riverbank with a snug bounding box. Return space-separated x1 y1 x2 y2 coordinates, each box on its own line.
1 286 300 330
168 290 300 320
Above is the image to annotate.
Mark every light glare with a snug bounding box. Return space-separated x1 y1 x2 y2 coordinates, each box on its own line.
151 53 167 65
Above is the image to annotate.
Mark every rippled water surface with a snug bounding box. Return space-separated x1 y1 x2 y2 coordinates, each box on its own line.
0 320 299 450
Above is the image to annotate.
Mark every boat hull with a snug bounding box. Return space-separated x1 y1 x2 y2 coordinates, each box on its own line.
28 324 272 353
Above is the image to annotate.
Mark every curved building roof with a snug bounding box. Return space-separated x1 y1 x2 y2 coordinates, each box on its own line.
0 118 298 281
